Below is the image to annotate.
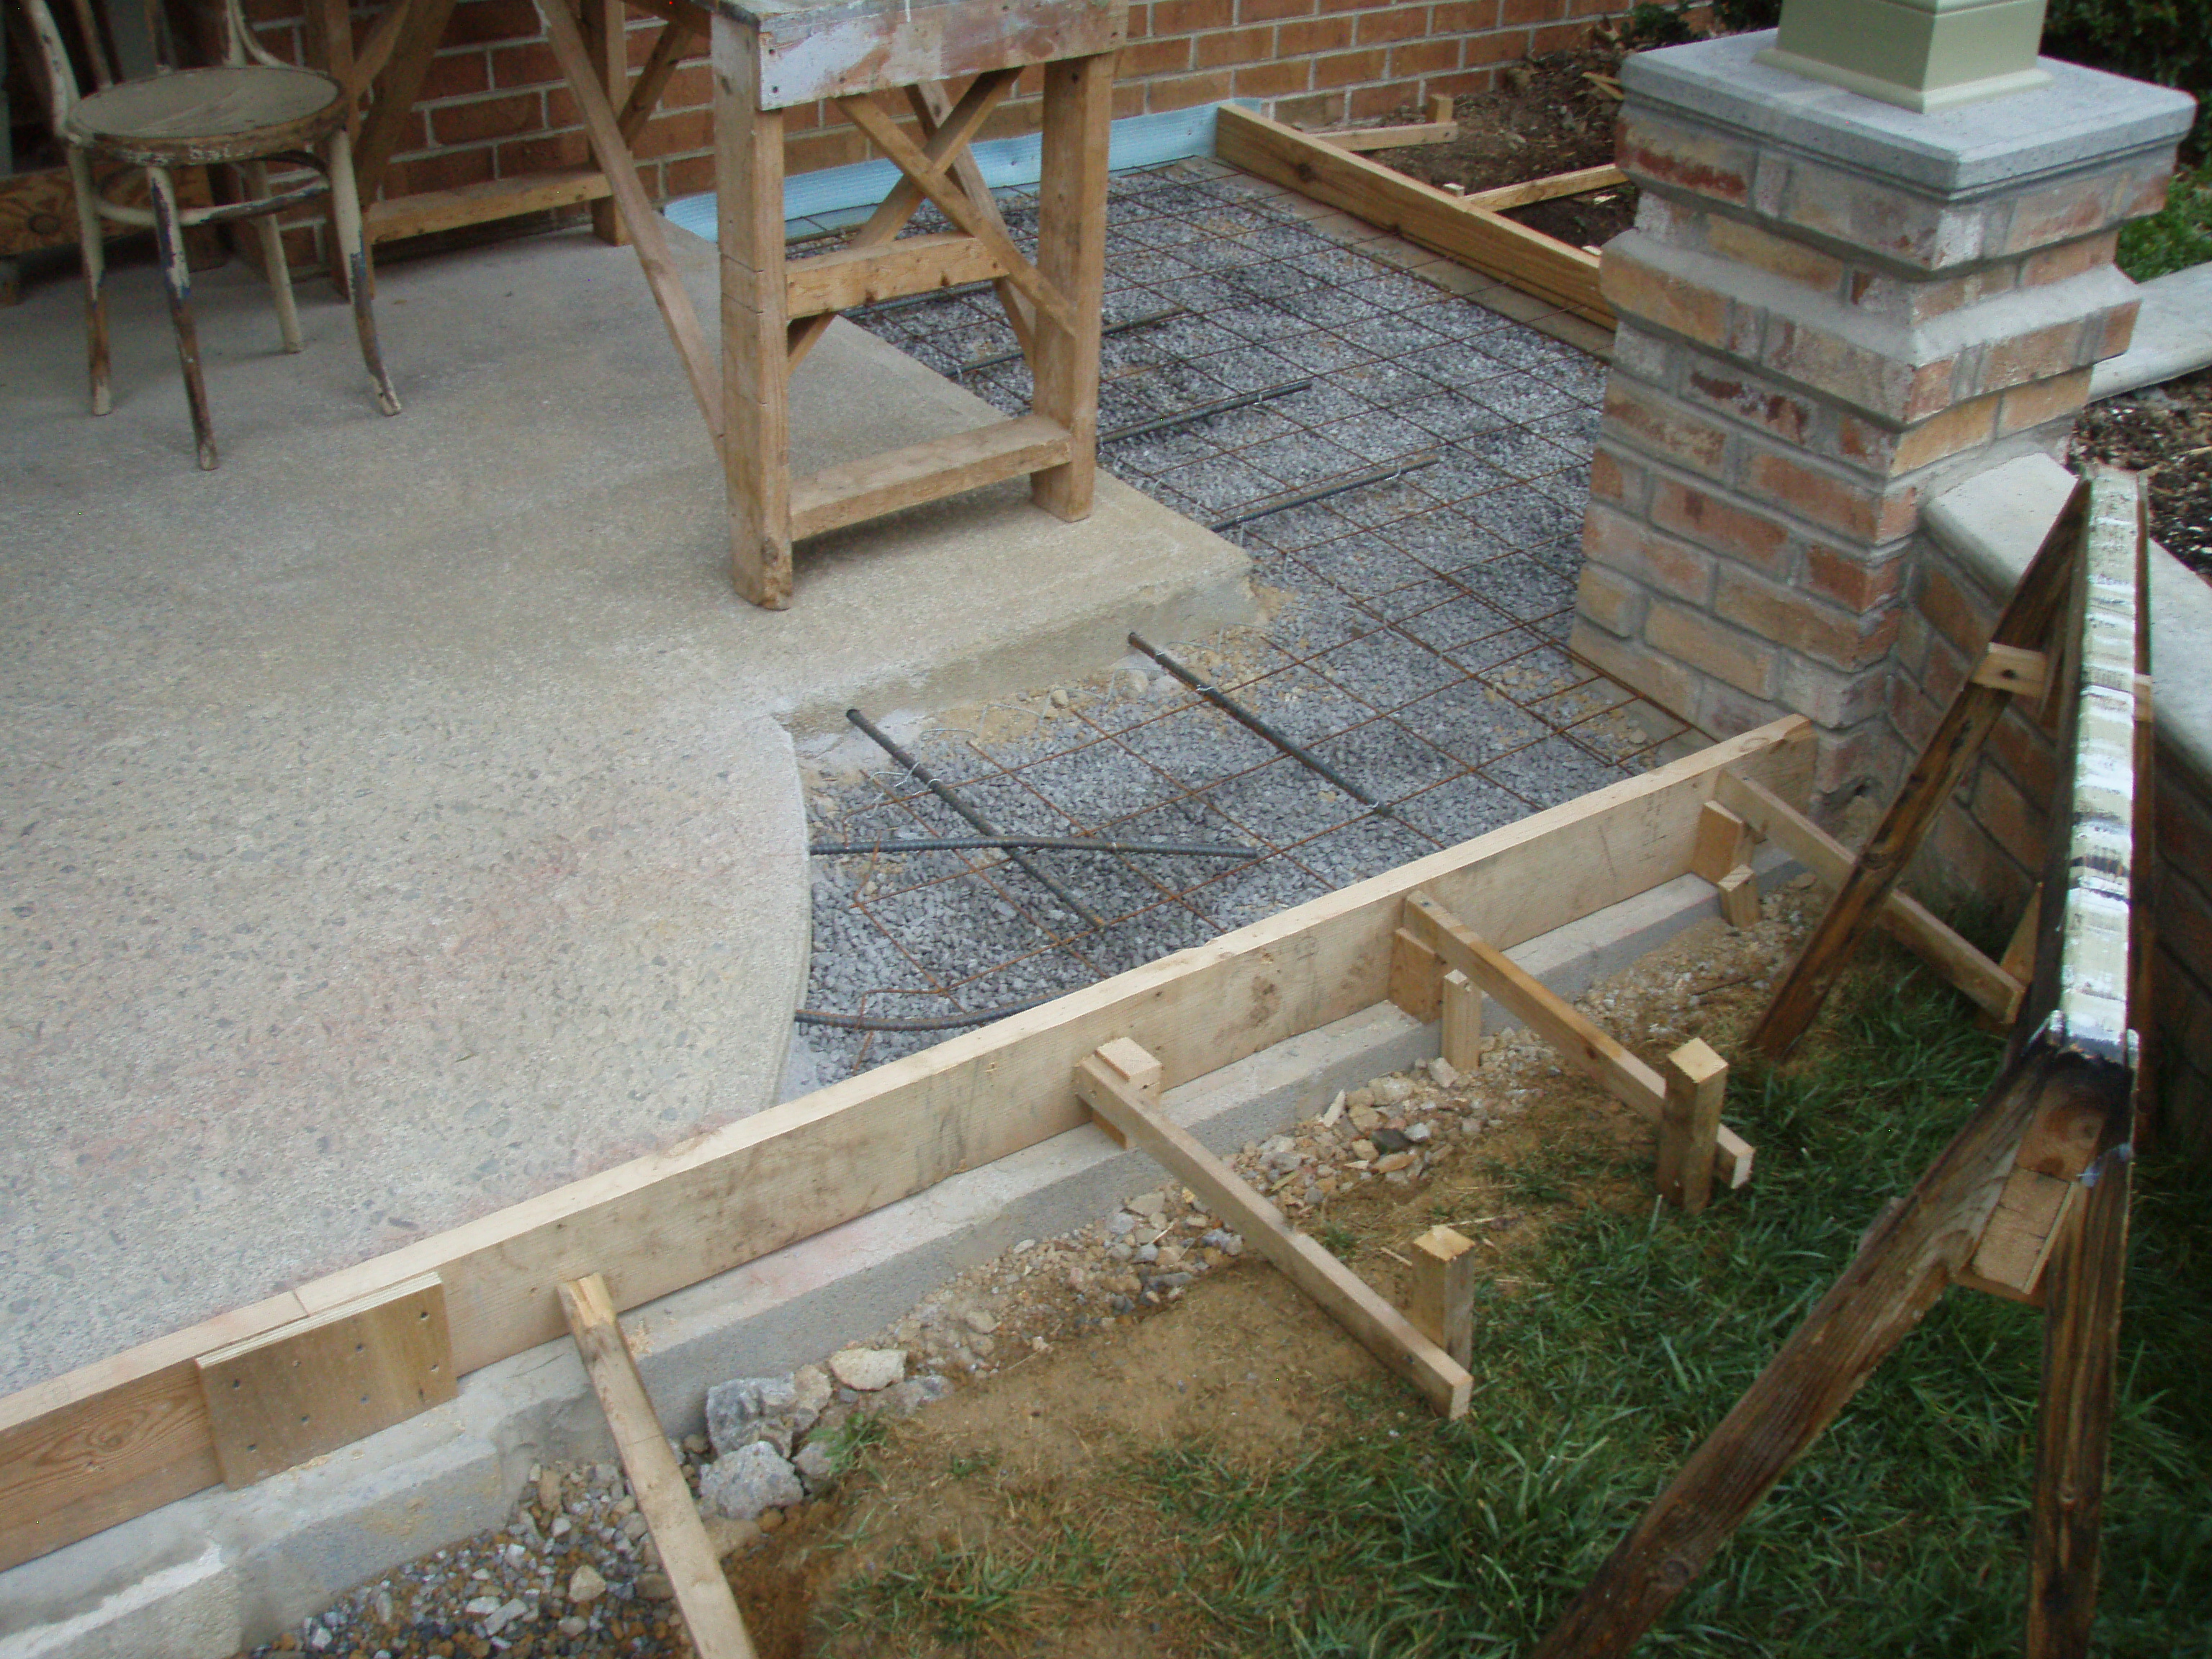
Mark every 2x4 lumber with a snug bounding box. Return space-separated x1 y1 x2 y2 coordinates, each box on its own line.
1714 770 2021 1022
1715 866 1760 930
532 0 723 441
786 68 1019 372
351 0 459 204
1074 1047 1473 1416
0 718 1814 1573
619 17 701 148
1441 968 1481 1073
909 81 1034 358
1751 477 2092 1058
832 91 1077 338
584 0 629 245
788 415 1071 541
1964 1075 2110 1295
1462 164 1627 214
1028 50 1113 521
1655 1040 1728 1214
1529 1042 2131 1659
560 1275 758 1659
1689 801 1753 885
1214 104 1611 327
196 1274 453 1489
1972 642 2051 699
714 15 792 607
1388 927 1444 1023
365 168 611 244
1317 117 1457 153
1407 1226 1477 1368
1405 892 1754 1186
785 234 1009 320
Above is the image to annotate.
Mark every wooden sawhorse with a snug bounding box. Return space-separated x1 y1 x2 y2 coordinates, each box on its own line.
524 0 1124 607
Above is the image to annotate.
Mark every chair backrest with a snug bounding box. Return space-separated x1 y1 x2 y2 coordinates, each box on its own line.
19 0 286 132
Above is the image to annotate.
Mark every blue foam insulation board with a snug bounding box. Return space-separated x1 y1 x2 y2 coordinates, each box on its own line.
662 99 1254 241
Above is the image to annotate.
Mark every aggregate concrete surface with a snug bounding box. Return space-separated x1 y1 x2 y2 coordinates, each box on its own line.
0 210 1249 1394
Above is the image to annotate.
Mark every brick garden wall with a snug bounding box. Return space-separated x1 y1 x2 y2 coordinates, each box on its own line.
240 0 1617 268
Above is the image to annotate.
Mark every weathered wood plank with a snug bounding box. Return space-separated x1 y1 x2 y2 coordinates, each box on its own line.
789 415 1071 540
0 719 1812 1573
1028 50 1113 520
1461 163 1627 212
746 0 1125 109
1075 1048 1472 1416
785 233 1008 319
562 1276 758 1658
1215 104 1610 325
365 167 610 244
197 1275 453 1488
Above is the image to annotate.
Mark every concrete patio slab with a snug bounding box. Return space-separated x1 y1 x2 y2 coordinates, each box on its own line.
0 224 1254 1395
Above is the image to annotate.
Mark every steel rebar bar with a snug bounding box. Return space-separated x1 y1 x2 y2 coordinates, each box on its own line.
843 709 1108 930
956 307 1187 376
811 835 1257 859
1208 450 1441 533
793 995 1056 1032
1125 633 1393 817
1101 379 1313 445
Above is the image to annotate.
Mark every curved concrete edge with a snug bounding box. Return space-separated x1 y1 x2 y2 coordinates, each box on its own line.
0 858 1793 1659
1923 452 2212 778
2090 262 2212 403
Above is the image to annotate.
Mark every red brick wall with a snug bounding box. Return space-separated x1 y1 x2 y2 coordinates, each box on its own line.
241 0 1616 265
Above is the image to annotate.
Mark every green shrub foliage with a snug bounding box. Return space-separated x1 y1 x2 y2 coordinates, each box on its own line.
2043 0 2211 156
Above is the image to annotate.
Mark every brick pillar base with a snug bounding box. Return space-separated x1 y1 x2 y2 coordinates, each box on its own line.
1573 32 2194 811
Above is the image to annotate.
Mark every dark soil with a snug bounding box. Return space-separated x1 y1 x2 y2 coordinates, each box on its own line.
2072 366 2212 581
1380 48 1640 251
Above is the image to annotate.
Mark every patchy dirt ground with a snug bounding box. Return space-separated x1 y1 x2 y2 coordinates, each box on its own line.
1379 47 1640 251
2072 365 2212 582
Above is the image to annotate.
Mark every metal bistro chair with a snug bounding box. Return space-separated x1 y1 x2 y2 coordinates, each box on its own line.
21 0 401 468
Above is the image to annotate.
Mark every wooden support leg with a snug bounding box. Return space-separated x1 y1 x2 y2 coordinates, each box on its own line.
585 0 629 246
1075 1042 1472 1417
326 129 403 416
1441 967 1481 1073
147 165 218 470
240 161 305 352
559 1274 760 1658
1655 1040 1727 1213
1529 1043 2127 1659
712 16 791 608
1029 50 1112 521
65 149 112 415
1408 1225 1476 1369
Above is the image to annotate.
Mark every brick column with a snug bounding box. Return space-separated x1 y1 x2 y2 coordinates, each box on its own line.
1572 32 2194 811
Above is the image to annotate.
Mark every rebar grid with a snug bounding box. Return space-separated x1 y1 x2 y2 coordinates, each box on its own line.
793 158 1688 1082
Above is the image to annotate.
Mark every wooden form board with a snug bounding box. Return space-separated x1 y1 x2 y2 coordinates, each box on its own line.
1074 1045 1472 1416
0 717 1814 1572
196 1274 454 1489
1214 104 1612 328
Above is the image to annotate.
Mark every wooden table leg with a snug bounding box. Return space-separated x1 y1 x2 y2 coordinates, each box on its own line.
714 15 791 608
1029 50 1112 522
585 0 629 246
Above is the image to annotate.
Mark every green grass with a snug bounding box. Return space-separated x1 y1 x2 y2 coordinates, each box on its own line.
831 969 2212 1656
2119 163 2212 281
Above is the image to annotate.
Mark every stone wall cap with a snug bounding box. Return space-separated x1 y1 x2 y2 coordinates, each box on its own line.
1624 32 2198 195
1924 454 2211 782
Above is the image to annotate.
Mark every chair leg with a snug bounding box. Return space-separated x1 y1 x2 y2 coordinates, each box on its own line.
66 150 112 416
240 161 303 354
147 165 218 470
324 130 400 416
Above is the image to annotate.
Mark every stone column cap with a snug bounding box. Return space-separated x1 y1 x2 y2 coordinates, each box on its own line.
1624 32 2196 196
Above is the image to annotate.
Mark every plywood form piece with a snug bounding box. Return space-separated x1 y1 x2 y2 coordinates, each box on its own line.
1214 104 1611 327
1074 1047 1472 1416
0 718 1813 1572
560 1276 758 1658
196 1275 453 1488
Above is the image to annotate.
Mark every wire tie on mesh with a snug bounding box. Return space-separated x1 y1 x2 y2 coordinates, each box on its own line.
1208 450 1441 534
1125 633 1392 818
843 708 1107 931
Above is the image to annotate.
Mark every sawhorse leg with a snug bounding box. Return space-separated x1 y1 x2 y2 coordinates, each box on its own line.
1030 50 1112 521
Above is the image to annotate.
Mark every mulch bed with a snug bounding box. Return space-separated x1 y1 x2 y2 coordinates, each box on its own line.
2072 365 2212 582
1382 48 1640 249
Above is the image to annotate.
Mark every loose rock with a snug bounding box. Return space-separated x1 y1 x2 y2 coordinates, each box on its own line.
700 1441 806 1521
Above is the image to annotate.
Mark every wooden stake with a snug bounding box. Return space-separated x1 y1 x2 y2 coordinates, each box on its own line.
1689 800 1752 884
1440 967 1481 1073
1388 927 1443 1023
1407 1226 1477 1368
1715 865 1759 930
560 1274 758 1659
1750 478 2090 1060
1074 1046 1472 1417
1655 1040 1727 1214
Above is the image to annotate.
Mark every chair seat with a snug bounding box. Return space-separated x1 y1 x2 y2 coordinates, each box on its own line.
64 65 343 166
